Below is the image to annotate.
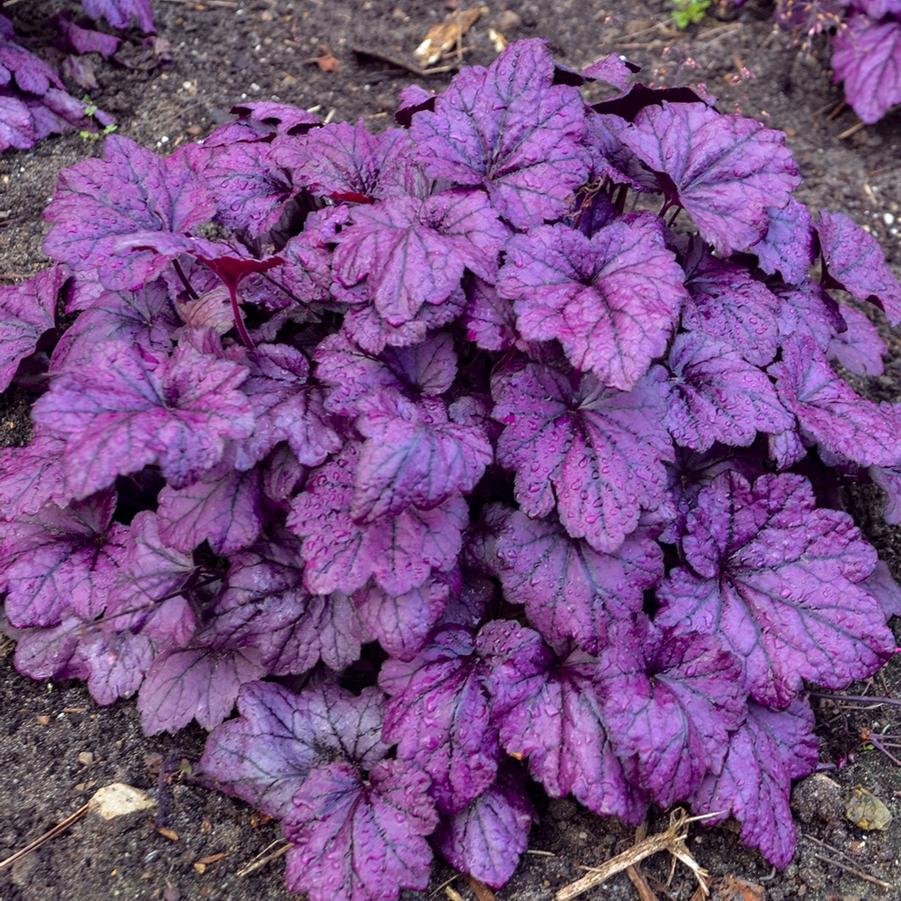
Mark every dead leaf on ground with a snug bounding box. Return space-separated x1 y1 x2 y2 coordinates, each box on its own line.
304 45 340 73
714 874 766 900
467 875 496 901
415 6 486 67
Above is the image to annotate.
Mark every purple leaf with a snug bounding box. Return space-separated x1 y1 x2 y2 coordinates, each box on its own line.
278 120 412 201
500 216 687 390
353 394 491 520
284 759 438 901
288 445 468 596
478 620 648 824
0 94 34 151
775 283 845 353
871 464 901 525
771 336 900 468
682 253 782 365
201 681 389 819
57 17 120 57
52 282 177 371
464 277 516 352
188 140 294 238
380 624 498 812
33 340 254 498
157 464 263 554
750 198 814 285
832 17 901 126
81 0 155 32
665 331 793 452
691 700 818 868
411 39 588 228
79 625 154 705
817 210 901 325
44 137 213 290
333 190 505 326
433 772 535 889
0 265 63 390
581 53 637 90
599 620 746 806
496 511 662 653
0 493 125 627
492 361 673 552
827 305 885 377
138 643 266 734
105 511 196 630
354 576 450 661
863 560 901 622
622 102 800 254
0 433 68 520
212 535 362 676
657 471 894 706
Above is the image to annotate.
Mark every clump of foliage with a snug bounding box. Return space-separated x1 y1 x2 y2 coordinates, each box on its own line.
0 1 153 152
775 0 900 124
1 39 900 900
672 0 713 29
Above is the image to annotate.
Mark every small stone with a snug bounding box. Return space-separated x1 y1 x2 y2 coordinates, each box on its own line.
845 786 892 831
36 715 50 726
496 9 522 31
77 751 94 766
89 783 156 820
792 772 843 825
883 212 895 226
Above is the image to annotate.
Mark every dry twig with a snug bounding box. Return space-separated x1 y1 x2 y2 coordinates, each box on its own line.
0 803 90 872
235 841 290 877
556 810 714 901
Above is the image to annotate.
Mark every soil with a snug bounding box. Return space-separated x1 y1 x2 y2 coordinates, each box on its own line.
1 1 899 899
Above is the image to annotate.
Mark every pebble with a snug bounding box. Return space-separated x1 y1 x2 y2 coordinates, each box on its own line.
883 212 895 226
89 783 156 820
791 773 843 825
845 786 892 831
77 751 94 766
496 10 522 31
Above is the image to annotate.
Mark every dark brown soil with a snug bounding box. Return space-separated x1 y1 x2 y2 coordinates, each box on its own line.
1 2 899 899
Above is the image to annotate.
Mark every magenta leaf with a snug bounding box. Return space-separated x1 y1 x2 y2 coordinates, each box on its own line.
817 210 901 325
492 361 673 552
600 620 746 806
81 0 154 32
501 216 687 390
157 464 263 554
0 493 125 627
665 331 793 452
0 266 64 390
333 190 505 326
657 471 895 706
827 305 885 377
279 120 412 201
0 433 68 520
201 682 389 819
751 198 814 285
34 340 254 498
771 336 900 468
353 394 492 520
284 759 438 901
623 102 800 254
289 444 468 596
51 281 178 371
691 700 818 868
496 511 662 653
212 535 362 676
433 772 535 890
832 17 901 126
380 624 497 812
411 39 588 228
354 576 450 661
44 138 213 290
478 620 648 824
871 464 901 525
138 642 266 734
682 253 783 365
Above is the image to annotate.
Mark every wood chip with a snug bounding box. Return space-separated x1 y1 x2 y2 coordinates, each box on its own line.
156 827 180 842
467 875 496 901
414 6 486 66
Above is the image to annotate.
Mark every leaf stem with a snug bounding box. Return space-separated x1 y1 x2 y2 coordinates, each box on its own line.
811 691 901 708
173 260 199 300
228 282 254 349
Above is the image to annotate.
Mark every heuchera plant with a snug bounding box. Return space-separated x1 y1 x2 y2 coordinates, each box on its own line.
1 1 153 152
775 0 901 124
1 39 900 899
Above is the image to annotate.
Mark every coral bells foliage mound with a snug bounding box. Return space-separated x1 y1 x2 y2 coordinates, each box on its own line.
775 0 901 124
1 39 900 898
